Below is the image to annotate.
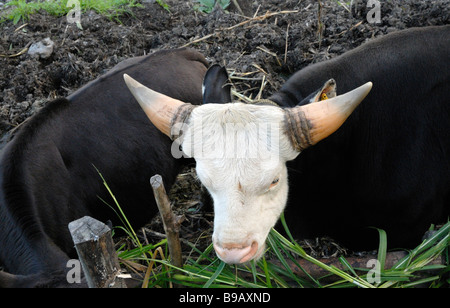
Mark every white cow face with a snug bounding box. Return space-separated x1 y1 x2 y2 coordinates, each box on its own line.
181 103 299 263
123 68 372 264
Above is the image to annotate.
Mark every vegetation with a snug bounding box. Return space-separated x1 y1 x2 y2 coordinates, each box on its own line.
0 0 171 24
193 0 230 13
99 172 449 288
117 213 449 288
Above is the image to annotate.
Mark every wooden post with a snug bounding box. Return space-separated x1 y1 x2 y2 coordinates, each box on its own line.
150 174 183 269
68 216 127 288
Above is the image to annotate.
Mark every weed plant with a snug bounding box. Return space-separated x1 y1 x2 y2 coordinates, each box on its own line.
193 0 230 13
100 172 449 288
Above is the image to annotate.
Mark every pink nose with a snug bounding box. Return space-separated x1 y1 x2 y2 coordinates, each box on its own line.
213 241 258 264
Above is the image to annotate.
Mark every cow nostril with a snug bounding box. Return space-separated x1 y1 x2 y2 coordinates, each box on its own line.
213 241 259 264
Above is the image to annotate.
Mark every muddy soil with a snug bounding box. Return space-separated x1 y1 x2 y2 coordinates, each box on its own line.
0 0 448 255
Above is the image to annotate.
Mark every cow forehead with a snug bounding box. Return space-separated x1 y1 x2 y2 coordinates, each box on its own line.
196 155 282 184
191 103 284 128
180 103 295 160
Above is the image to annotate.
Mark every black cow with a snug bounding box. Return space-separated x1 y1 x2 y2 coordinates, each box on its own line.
192 25 448 254
0 48 208 287
271 25 450 250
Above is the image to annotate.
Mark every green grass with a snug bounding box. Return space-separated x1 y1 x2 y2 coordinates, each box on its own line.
100 167 449 288
193 0 230 14
0 0 156 24
95 169 449 288
115 217 449 288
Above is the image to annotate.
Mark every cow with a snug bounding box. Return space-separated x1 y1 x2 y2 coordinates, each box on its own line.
0 48 208 287
124 25 449 264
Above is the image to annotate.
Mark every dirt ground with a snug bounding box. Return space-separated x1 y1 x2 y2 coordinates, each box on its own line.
0 0 449 255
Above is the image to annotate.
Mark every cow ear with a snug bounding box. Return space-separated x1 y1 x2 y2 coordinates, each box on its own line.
202 64 232 104
297 79 337 106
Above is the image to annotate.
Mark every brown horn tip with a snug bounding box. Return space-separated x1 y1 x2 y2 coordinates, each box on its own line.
123 74 195 138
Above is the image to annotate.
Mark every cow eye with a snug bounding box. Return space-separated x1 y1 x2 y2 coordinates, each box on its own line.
269 177 280 189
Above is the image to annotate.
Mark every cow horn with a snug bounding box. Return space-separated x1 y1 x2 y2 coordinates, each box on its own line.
123 74 195 139
285 82 372 151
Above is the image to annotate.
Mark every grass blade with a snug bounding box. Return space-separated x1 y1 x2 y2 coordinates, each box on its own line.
375 228 387 272
203 260 226 288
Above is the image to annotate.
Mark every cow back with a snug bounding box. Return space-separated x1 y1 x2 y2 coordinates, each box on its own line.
0 48 208 286
271 26 450 249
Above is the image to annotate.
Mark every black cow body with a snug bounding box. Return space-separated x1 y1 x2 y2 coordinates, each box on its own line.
270 26 450 250
0 48 208 287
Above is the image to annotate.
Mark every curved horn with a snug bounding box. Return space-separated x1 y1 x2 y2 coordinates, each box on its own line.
123 74 194 139
285 82 373 151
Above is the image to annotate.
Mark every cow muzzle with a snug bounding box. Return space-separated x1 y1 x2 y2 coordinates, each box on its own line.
213 241 259 264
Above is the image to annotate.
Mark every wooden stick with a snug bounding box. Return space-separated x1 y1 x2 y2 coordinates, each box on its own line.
68 216 127 288
284 22 290 64
231 0 244 16
0 42 31 58
150 174 183 269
